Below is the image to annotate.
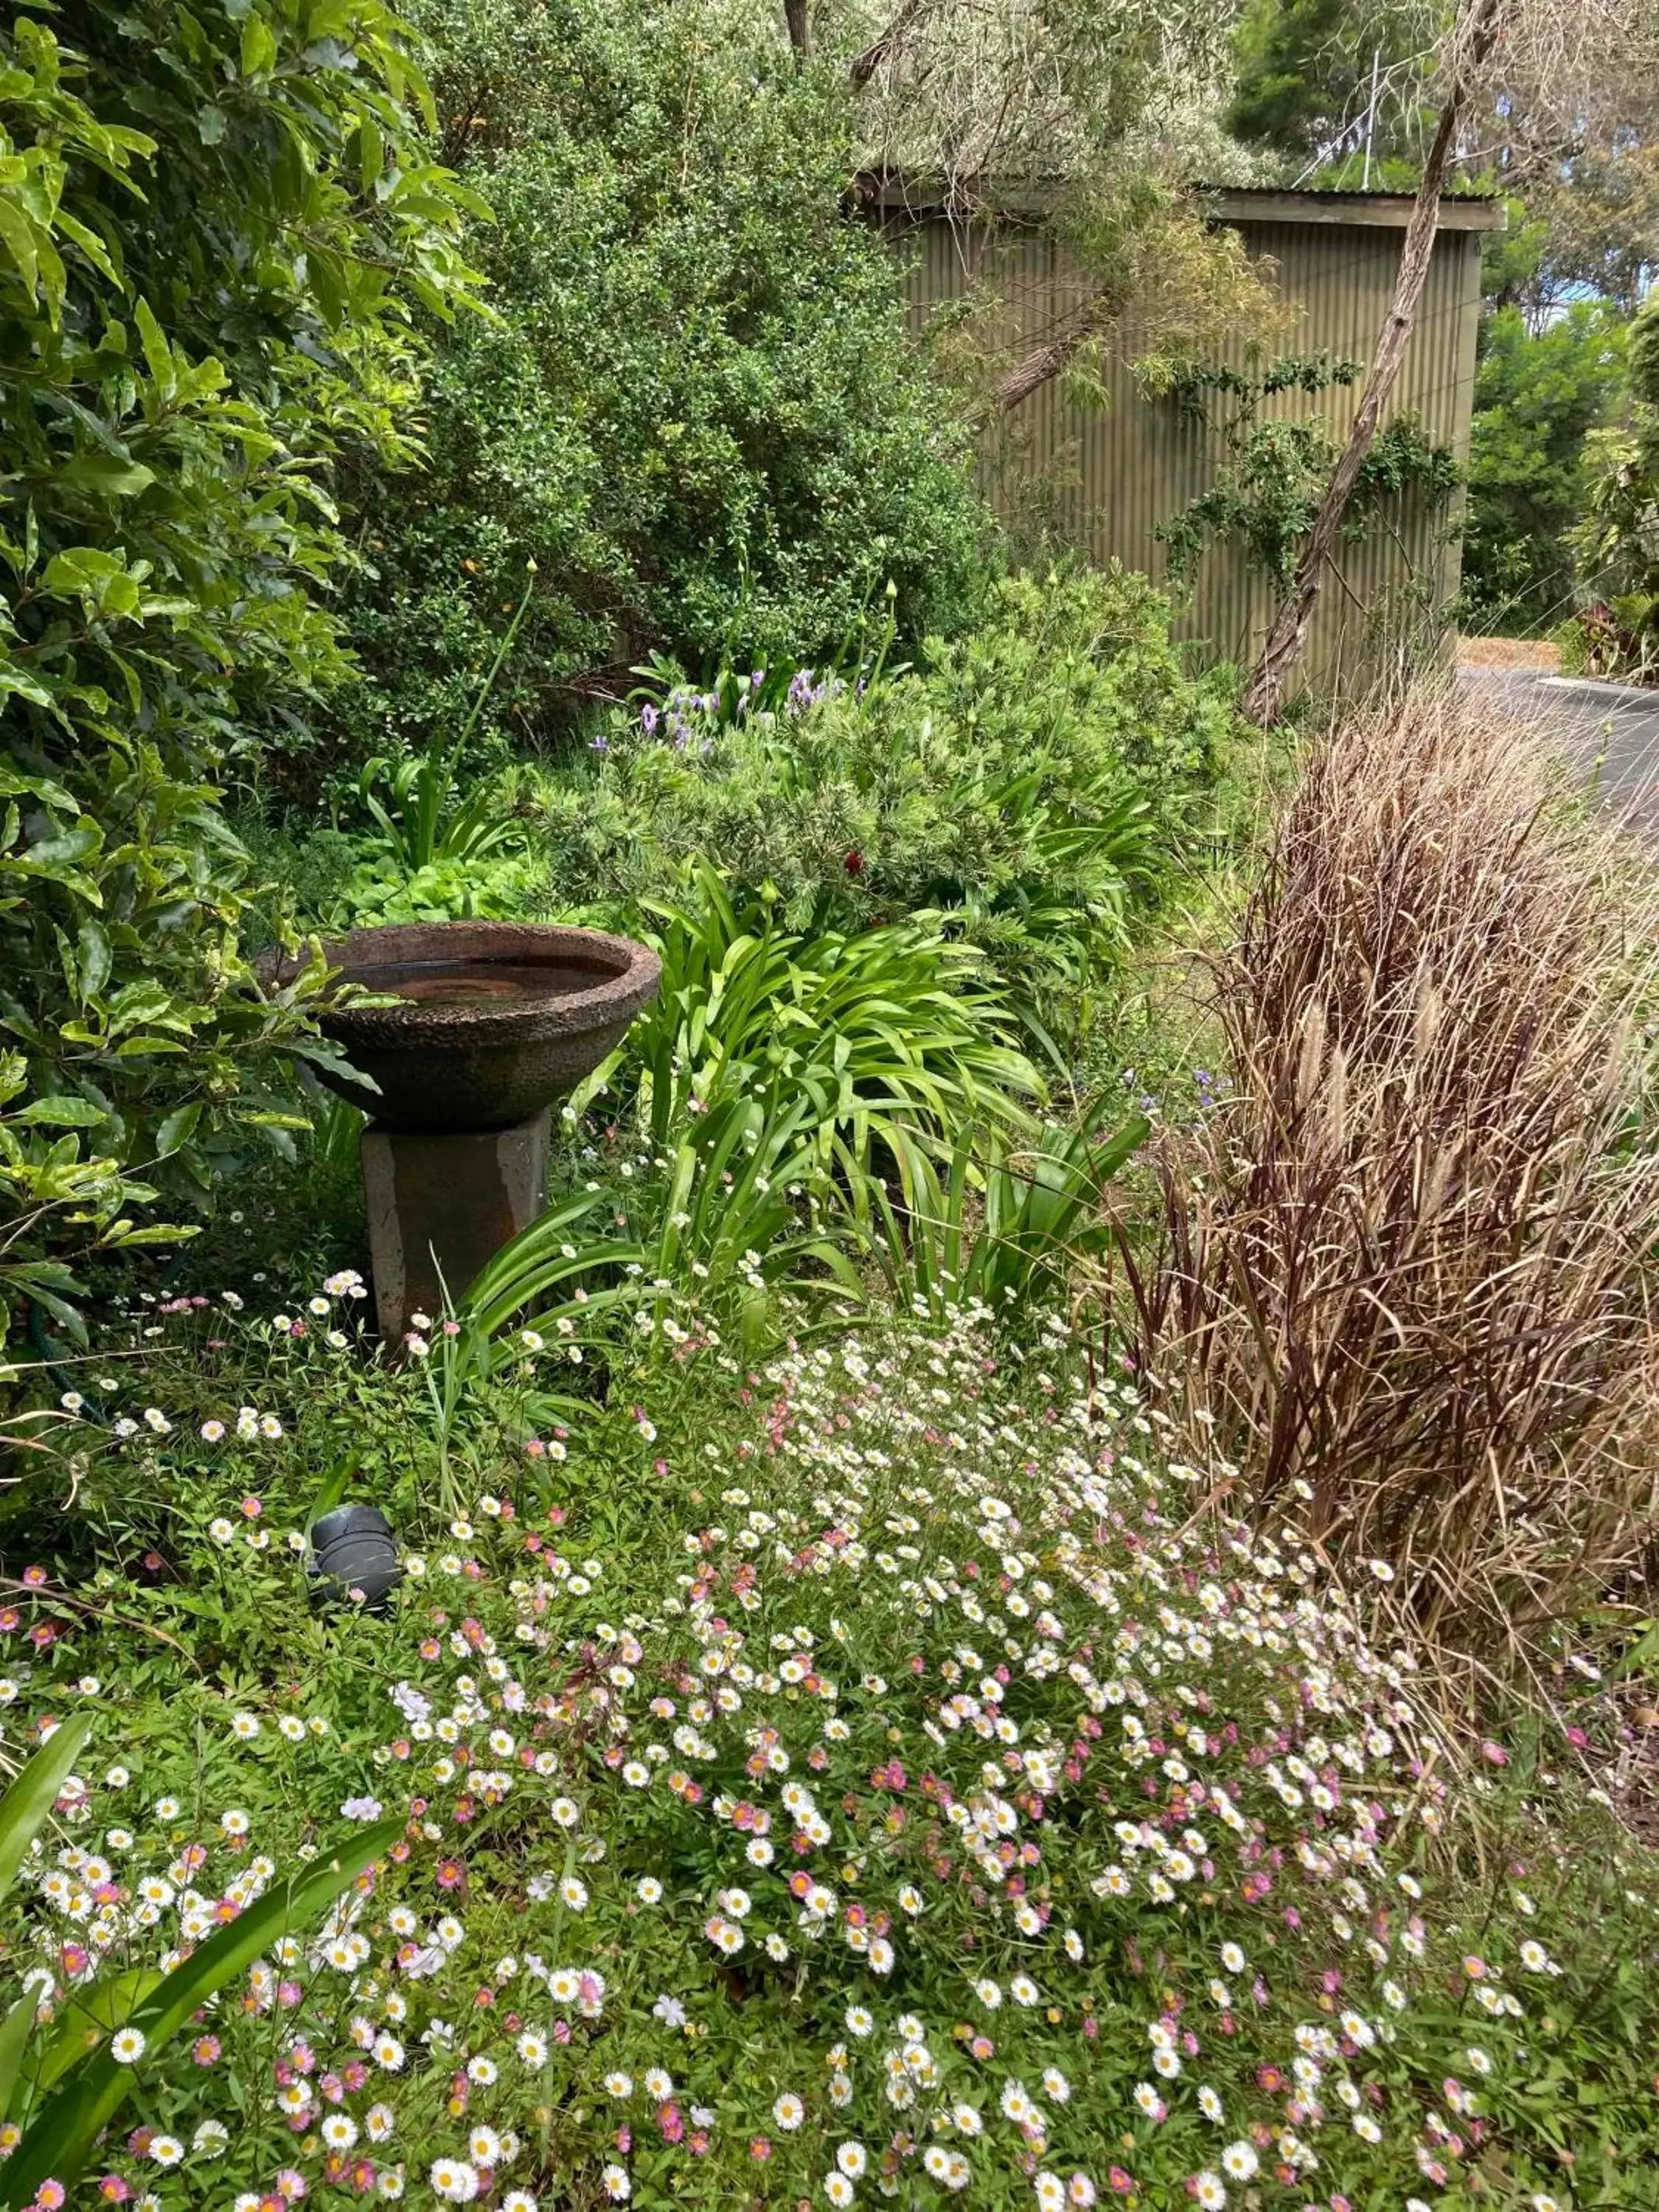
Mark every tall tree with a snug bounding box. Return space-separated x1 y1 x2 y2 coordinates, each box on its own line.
1228 0 1425 171
826 0 1276 412
1461 302 1629 625
1244 0 1659 723
0 0 479 1307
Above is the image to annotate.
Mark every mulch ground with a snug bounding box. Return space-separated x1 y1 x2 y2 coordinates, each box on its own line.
1458 636 1563 670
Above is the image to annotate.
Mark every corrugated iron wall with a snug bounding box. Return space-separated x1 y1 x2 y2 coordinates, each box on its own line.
893 212 1483 689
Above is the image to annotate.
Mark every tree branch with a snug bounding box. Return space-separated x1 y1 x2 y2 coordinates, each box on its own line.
994 294 1116 413
782 0 811 66
1243 0 1503 725
850 0 928 88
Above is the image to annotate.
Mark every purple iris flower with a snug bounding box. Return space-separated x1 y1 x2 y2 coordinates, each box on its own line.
786 668 815 714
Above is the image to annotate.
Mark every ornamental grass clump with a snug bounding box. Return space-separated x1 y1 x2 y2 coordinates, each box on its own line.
2 1293 1655 2210
1119 688 1659 1664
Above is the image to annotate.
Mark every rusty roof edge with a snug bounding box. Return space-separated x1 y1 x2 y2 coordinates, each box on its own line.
1204 188 1506 232
852 173 1507 233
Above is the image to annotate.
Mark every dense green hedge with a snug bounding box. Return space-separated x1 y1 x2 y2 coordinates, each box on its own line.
1461 302 1627 631
532 567 1236 1046
327 0 995 776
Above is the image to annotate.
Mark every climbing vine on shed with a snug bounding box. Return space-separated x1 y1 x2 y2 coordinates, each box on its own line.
1152 354 1459 588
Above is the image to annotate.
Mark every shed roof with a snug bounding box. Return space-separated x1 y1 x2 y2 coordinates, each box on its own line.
855 173 1507 234
1204 187 1506 232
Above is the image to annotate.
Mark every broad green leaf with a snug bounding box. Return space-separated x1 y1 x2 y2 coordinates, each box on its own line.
102 981 174 1029
20 826 99 872
0 1713 92 1905
152 1102 201 1158
38 546 140 619
40 546 128 594
10 1097 107 1130
1 1259 83 1295
75 919 111 1004
52 211 119 285
0 198 41 302
0 1990 38 2126
131 297 173 396
54 456 156 499
1 1282 87 1344
0 1818 401 2208
240 15 278 75
305 1452 359 1534
20 1969 161 2115
0 664 53 711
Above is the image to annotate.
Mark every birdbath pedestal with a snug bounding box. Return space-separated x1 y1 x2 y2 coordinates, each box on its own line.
358 1114 554 1346
284 922 660 1343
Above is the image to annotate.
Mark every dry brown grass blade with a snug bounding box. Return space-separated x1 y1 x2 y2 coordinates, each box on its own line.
1116 687 1659 1677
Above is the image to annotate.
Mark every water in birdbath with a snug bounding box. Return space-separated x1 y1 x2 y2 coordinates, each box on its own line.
347 958 610 1006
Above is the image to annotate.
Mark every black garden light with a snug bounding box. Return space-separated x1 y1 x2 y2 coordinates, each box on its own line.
307 1503 403 1611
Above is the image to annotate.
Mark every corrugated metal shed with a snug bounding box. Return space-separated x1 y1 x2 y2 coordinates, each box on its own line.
869 184 1503 689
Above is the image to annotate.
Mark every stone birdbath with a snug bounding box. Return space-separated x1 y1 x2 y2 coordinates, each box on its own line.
280 921 660 1342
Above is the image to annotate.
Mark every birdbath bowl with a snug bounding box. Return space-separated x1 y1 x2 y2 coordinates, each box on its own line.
299 921 661 1133
273 922 661 1340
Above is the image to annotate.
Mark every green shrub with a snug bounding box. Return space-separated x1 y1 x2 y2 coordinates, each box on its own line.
459 1092 867 1392
622 866 1039 1155
1461 302 1628 633
1571 289 1659 675
456 869 1048 1375
325 0 995 777
535 568 1235 1048
858 1101 1150 1323
0 1 479 1340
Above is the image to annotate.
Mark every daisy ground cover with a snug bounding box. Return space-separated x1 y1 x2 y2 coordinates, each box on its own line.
1 1295 1656 2212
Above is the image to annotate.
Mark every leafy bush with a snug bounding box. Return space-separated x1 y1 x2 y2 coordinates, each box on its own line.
459 1091 866 1391
1461 302 1628 633
326 0 995 775
1572 288 1659 676
0 1052 199 1355
857 1102 1150 1323
1119 689 1659 1666
622 867 1038 1156
453 871 1049 1377
2 1293 1655 2212
535 569 1235 1046
0 2 478 1335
